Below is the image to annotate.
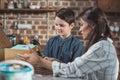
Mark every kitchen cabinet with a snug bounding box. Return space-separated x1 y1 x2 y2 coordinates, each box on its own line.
97 0 120 13
0 0 7 9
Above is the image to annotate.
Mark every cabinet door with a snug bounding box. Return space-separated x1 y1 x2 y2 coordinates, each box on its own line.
98 0 120 12
0 0 7 9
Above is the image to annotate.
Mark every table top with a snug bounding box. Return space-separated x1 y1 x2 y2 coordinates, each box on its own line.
33 66 83 80
33 74 82 80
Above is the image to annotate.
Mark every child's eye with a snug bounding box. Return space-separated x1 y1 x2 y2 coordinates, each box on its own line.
55 24 58 26
59 24 64 27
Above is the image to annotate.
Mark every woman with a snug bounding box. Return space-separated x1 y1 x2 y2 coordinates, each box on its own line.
17 7 119 80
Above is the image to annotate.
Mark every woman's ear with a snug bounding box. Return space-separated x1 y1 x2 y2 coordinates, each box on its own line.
101 33 105 37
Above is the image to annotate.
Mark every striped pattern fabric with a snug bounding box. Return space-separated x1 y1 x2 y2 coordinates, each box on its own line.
52 39 119 80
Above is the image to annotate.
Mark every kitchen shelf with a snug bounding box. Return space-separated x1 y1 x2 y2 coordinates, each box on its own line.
0 7 58 40
0 8 57 14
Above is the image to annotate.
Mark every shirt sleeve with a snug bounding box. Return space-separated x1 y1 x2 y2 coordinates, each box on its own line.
52 42 112 77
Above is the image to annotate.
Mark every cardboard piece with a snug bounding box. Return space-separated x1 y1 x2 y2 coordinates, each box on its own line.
0 28 36 61
5 44 36 60
0 28 12 61
0 28 12 48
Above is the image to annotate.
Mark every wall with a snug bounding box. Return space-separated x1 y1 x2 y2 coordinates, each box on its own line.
0 0 97 47
1 0 119 50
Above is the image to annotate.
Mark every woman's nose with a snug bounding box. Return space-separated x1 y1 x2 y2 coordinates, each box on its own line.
57 25 61 29
79 27 82 32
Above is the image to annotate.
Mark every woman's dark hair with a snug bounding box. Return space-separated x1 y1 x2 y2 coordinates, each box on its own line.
56 8 75 25
77 6 111 52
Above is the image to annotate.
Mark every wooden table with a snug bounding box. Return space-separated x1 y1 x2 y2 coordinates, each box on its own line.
33 74 83 80
33 66 83 80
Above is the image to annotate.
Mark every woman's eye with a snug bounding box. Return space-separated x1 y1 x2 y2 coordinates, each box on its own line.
79 23 83 26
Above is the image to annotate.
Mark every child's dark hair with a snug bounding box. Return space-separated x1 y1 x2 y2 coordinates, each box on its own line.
56 8 75 25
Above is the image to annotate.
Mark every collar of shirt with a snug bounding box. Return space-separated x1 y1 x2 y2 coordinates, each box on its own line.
58 35 73 41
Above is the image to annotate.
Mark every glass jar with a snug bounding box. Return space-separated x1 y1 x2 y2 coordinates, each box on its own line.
8 1 14 9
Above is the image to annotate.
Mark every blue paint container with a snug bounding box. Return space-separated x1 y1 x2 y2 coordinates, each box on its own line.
0 60 34 80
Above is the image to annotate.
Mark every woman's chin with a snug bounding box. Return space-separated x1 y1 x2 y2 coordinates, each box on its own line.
82 37 87 40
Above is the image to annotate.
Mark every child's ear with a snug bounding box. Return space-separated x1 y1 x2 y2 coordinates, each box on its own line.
70 23 75 29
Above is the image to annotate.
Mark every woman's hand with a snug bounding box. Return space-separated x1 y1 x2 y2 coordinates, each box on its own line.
44 57 62 62
16 54 60 71
16 53 29 61
16 53 40 66
39 57 53 70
